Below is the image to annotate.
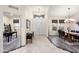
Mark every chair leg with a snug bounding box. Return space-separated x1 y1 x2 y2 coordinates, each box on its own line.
8 36 9 42
31 39 32 43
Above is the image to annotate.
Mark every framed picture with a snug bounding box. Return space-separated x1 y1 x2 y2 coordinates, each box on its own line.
59 19 64 23
52 20 58 23
52 26 57 31
13 19 19 23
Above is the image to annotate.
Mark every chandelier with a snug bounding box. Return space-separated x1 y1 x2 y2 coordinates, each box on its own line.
64 8 76 23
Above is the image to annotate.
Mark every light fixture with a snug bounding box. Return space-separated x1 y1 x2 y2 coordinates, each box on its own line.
8 5 18 10
64 8 76 23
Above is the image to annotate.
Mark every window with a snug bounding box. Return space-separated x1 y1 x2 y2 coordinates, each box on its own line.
59 19 64 23
52 20 58 23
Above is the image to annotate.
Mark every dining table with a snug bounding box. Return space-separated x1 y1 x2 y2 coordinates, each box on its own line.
64 31 79 42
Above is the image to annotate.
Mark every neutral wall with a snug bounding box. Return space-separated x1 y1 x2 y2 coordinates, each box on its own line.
3 16 11 25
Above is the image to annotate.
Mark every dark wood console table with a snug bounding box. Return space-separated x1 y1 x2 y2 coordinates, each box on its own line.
3 31 17 42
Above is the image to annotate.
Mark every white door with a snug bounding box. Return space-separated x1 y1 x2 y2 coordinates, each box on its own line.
32 16 45 36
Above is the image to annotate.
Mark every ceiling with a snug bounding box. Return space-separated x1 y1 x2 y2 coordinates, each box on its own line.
23 5 79 20
48 5 79 18
3 5 79 20
3 11 20 18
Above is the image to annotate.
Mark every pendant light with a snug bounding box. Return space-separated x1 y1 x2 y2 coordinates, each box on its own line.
64 8 76 23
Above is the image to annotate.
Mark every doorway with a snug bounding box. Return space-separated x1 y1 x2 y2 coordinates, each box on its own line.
3 12 21 52
32 15 46 36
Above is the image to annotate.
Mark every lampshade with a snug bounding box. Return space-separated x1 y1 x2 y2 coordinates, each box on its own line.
64 18 76 23
64 18 69 23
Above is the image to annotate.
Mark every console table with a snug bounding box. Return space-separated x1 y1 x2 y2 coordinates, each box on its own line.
3 31 17 42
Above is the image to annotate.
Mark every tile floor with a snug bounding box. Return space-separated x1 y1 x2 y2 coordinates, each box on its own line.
9 36 69 53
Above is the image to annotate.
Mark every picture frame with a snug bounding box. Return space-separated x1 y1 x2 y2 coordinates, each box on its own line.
13 19 19 23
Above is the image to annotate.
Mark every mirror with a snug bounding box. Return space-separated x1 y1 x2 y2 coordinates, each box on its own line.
26 19 30 30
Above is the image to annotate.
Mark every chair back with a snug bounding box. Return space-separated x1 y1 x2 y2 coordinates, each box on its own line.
4 24 12 32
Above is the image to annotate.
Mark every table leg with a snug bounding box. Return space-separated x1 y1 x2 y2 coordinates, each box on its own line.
8 36 9 42
16 32 17 38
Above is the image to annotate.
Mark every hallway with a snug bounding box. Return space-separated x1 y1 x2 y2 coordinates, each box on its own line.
9 36 69 53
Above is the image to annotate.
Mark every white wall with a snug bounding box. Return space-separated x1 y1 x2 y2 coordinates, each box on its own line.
3 16 11 25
